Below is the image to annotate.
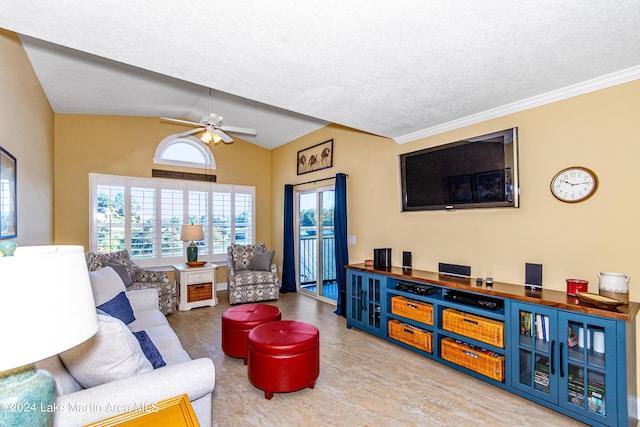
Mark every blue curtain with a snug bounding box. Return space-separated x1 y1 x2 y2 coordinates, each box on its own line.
334 173 349 316
281 184 297 293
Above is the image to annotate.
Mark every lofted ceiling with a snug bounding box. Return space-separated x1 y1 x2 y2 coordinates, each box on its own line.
1 1 640 149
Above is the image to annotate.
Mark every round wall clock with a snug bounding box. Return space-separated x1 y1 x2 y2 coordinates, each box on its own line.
550 166 598 203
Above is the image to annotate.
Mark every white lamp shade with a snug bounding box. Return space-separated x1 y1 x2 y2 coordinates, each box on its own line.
0 245 99 372
181 224 204 241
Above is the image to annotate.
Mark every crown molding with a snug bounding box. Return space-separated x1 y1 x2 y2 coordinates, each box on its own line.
394 65 640 144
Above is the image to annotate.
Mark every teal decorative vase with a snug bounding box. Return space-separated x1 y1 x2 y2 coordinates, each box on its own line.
0 240 17 256
0 365 56 427
187 242 198 262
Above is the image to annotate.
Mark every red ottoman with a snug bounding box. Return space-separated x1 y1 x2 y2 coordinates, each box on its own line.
247 320 320 400
222 303 282 364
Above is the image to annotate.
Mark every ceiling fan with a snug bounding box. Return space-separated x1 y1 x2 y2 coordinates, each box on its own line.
161 89 257 144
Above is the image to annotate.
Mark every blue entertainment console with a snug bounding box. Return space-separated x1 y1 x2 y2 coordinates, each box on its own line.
346 264 639 427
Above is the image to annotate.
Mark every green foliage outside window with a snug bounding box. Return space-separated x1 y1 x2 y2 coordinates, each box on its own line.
96 192 251 257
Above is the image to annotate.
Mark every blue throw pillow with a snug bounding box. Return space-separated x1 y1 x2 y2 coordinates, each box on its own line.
97 291 135 325
132 331 166 369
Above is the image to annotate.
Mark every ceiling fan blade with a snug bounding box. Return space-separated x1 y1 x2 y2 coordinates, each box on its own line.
178 128 204 137
207 113 223 126
161 117 202 127
219 125 257 136
214 129 234 144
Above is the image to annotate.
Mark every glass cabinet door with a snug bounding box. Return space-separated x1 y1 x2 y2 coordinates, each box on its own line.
348 273 364 327
510 303 559 403
558 312 616 425
347 272 383 334
365 275 382 331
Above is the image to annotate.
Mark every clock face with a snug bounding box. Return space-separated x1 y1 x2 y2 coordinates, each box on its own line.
551 167 598 203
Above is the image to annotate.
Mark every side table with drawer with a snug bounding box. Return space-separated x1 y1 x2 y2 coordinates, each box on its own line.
173 263 220 311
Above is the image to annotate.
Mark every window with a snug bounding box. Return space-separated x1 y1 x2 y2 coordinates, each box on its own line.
153 134 216 169
90 173 255 267
131 186 156 257
188 190 209 255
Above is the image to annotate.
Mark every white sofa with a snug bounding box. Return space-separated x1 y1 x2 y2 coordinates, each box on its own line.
36 268 215 427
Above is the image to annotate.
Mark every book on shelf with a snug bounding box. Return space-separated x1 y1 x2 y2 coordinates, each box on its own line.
567 325 579 347
519 312 550 342
567 366 605 390
534 357 550 389
567 385 605 415
568 378 605 396
520 311 533 337
535 359 549 373
534 368 549 383
520 311 527 336
534 372 550 390
566 368 606 414
527 313 550 342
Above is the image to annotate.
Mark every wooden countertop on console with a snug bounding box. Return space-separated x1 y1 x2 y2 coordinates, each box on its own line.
347 264 640 322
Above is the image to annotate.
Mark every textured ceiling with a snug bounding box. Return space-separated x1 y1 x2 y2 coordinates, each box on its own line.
1 1 640 149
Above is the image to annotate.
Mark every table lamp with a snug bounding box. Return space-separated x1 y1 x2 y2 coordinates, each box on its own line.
0 245 99 427
181 224 204 262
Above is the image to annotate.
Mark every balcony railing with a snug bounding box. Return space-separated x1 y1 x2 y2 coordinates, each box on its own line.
299 234 336 286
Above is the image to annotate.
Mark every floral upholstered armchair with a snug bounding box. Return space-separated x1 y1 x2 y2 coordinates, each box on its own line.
227 243 280 304
85 249 176 314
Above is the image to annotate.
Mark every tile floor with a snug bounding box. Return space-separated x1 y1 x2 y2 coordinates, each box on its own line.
168 290 585 427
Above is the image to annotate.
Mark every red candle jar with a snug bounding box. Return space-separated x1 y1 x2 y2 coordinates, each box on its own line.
566 279 589 296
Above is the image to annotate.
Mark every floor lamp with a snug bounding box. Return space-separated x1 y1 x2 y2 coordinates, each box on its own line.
0 245 99 427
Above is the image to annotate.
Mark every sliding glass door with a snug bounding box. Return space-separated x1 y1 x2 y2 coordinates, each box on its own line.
296 186 337 304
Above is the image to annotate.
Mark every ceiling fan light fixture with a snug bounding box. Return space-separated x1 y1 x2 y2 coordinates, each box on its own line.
200 130 213 143
162 88 255 144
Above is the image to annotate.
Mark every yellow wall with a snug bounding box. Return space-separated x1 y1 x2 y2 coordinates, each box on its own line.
271 82 640 393
0 29 54 245
272 81 640 300
53 115 273 281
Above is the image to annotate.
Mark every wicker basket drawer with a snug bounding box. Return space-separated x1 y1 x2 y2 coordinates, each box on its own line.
442 308 505 348
441 338 505 382
187 282 213 302
388 319 432 353
391 296 433 325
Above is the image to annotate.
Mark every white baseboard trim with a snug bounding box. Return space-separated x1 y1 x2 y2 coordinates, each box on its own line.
216 281 228 291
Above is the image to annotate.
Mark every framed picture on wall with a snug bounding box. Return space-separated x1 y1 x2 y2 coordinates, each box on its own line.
297 139 333 175
0 146 17 239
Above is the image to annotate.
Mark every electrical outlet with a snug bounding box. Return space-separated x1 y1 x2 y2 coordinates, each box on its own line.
348 235 356 245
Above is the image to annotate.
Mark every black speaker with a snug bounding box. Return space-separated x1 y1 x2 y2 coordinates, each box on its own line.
402 251 412 270
438 262 471 278
374 248 392 269
525 263 543 289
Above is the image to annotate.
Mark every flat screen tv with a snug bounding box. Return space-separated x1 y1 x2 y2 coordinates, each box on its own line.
400 128 519 211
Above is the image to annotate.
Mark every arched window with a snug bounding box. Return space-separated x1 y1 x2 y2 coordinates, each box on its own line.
153 134 216 169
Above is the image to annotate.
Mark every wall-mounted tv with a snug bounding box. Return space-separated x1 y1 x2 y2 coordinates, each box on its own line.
400 128 519 211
